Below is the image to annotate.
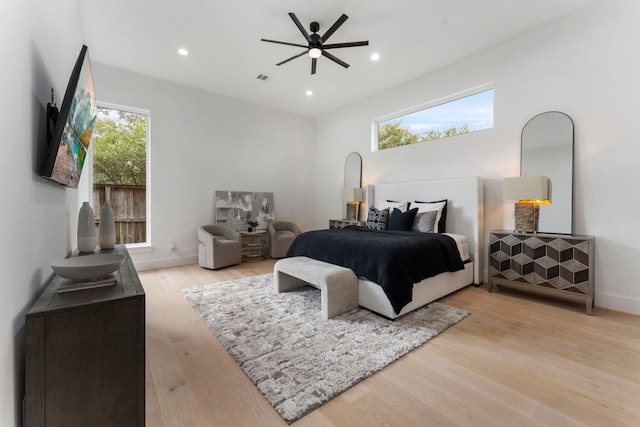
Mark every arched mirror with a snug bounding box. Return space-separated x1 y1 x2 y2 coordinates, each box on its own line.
343 152 362 219
521 111 574 234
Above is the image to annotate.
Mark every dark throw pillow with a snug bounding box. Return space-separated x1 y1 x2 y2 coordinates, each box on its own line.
388 207 418 231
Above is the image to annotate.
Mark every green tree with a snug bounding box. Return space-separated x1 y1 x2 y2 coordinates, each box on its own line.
378 121 419 150
419 124 470 142
93 108 146 185
378 122 471 150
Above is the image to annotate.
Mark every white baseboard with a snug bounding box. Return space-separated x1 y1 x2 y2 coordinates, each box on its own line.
595 292 640 316
132 255 198 271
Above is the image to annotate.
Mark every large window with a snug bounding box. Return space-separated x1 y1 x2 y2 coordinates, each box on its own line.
92 104 150 245
374 87 494 151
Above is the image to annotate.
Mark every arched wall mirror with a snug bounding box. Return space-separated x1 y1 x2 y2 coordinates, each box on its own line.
521 111 574 234
344 152 362 218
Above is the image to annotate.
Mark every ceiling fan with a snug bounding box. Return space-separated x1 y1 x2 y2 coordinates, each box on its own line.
261 13 369 75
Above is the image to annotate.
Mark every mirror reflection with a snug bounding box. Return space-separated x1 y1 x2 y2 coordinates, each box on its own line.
521 111 574 234
344 152 362 218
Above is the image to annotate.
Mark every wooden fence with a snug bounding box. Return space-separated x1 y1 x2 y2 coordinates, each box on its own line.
93 185 146 244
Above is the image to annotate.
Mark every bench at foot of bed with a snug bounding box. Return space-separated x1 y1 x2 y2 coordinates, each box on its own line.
274 256 358 319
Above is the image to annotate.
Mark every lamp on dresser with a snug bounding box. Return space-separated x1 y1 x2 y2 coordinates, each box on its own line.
503 175 550 233
342 187 363 221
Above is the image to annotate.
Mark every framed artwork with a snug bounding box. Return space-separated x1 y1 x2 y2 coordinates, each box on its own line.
215 191 275 230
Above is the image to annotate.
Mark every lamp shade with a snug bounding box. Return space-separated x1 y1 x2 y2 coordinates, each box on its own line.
503 176 550 203
342 187 364 203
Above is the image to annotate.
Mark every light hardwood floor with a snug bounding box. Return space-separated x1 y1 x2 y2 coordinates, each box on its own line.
139 260 640 426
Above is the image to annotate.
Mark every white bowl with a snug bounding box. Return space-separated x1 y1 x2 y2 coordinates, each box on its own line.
51 253 125 281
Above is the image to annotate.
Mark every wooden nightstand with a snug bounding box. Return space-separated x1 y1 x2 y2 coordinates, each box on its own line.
488 230 595 314
329 219 364 229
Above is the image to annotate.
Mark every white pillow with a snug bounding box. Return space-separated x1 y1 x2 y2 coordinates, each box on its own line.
413 201 446 231
376 200 410 213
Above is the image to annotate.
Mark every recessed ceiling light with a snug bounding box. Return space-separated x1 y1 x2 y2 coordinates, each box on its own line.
305 90 313 96
370 53 380 61
178 48 189 56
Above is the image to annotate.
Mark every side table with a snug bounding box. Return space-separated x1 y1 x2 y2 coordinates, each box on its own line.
240 230 266 262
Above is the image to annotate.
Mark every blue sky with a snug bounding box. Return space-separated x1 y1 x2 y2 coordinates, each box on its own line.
381 89 494 134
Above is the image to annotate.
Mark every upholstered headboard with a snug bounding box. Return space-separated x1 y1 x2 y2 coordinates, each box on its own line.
365 176 484 284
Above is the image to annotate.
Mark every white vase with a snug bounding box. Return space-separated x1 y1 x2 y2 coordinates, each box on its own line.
77 202 96 253
99 202 116 249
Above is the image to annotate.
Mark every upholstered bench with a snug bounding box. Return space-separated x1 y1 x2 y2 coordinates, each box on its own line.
274 256 358 319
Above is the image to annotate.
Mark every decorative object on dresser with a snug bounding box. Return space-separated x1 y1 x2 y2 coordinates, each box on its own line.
329 218 364 229
182 273 468 424
489 230 594 314
77 201 96 252
197 225 242 269
99 201 116 249
342 187 364 221
25 245 145 427
503 175 550 233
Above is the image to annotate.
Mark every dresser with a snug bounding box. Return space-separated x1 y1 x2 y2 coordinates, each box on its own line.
488 230 594 314
25 245 145 427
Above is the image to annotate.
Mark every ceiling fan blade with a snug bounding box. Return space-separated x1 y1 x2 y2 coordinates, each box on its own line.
321 14 348 42
289 13 311 42
322 50 350 68
276 50 308 66
322 41 369 49
261 38 309 49
311 58 317 75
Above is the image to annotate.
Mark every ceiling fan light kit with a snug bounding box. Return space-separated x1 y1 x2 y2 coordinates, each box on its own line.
261 13 369 75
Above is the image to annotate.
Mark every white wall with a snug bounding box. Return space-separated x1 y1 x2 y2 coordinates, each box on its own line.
92 64 317 270
315 0 640 314
1 0 85 424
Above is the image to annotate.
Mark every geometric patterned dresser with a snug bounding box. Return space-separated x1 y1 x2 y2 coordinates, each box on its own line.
488 230 595 314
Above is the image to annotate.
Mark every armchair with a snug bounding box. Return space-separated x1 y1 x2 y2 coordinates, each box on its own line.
198 225 242 269
267 220 302 258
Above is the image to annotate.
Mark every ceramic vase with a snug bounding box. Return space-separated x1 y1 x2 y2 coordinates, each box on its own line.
77 202 96 253
99 202 116 249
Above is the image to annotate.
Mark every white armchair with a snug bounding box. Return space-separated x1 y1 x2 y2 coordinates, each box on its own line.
198 225 242 269
267 220 302 258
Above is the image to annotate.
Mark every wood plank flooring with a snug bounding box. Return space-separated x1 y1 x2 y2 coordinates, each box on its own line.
138 260 640 426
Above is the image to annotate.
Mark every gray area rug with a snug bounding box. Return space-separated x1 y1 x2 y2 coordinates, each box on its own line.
182 273 469 424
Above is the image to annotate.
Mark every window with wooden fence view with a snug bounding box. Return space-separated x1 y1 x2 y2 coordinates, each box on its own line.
93 106 148 244
376 88 494 151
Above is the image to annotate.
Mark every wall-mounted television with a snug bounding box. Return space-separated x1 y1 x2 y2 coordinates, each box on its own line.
40 45 97 188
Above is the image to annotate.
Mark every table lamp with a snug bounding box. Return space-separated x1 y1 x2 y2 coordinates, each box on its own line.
342 187 364 221
503 176 550 233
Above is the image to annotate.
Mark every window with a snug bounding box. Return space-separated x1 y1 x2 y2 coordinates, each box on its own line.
374 87 494 151
92 103 150 246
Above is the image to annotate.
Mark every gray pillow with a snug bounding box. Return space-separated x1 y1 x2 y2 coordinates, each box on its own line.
412 210 438 233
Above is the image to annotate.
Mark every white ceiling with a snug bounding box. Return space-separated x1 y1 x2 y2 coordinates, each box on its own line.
78 0 599 118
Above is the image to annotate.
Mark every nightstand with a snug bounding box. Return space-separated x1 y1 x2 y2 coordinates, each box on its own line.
329 219 364 229
488 230 595 314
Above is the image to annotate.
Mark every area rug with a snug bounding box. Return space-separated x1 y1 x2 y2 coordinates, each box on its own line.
182 273 469 424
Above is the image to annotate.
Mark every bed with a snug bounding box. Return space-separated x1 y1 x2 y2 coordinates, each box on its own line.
288 176 484 319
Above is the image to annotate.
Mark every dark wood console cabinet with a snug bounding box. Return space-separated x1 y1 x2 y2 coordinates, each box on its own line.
25 245 145 427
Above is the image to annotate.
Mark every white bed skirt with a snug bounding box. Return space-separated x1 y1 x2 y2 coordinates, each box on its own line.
358 262 474 319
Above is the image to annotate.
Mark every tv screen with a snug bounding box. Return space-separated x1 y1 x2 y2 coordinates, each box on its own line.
41 45 97 188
